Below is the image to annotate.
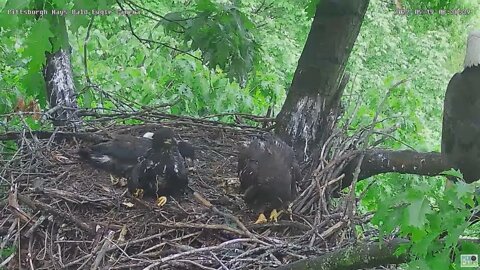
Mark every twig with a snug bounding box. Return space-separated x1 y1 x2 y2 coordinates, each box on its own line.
0 252 15 268
91 231 115 270
16 193 96 235
24 215 47 238
143 238 266 270
192 191 255 238
154 221 249 237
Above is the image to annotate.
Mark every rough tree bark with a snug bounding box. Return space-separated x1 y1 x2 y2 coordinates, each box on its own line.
341 149 451 189
275 0 370 161
42 12 81 128
269 238 409 270
44 49 80 128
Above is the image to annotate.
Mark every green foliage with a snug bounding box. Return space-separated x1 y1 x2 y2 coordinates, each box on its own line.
0 245 15 261
163 0 258 85
1 0 309 124
348 1 480 268
402 0 474 33
372 180 479 269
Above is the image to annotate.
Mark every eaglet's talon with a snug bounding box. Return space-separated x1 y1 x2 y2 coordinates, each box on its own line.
254 213 268 224
133 189 144 199
110 174 119 185
269 209 283 223
156 196 167 207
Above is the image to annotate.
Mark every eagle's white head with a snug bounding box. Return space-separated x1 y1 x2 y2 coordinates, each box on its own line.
464 29 480 68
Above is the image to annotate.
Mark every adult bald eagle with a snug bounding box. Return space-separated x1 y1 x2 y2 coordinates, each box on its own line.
78 132 153 177
442 29 480 183
238 135 301 224
129 127 189 207
78 131 195 177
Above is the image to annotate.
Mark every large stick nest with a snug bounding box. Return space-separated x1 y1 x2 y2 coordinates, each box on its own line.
0 112 366 269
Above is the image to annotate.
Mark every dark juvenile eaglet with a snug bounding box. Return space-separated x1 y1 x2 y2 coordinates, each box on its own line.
78 131 195 177
238 134 301 224
442 29 480 183
150 132 195 164
129 127 189 206
78 133 152 177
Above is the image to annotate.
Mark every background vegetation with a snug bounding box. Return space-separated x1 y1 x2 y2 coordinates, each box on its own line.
1 0 479 269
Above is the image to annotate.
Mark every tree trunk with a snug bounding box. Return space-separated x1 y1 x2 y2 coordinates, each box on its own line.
42 15 81 129
275 0 370 160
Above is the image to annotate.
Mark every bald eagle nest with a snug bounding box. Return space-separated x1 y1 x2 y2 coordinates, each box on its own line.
0 112 368 269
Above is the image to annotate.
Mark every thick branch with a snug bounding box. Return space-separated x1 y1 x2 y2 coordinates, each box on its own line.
272 237 480 270
272 238 409 270
342 149 450 189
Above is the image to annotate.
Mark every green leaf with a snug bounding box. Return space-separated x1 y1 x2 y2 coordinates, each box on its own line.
69 0 99 32
196 0 217 12
407 198 432 228
441 169 463 179
425 250 450 270
52 0 68 9
22 71 46 103
444 223 468 249
23 18 54 72
305 0 320 18
0 0 29 29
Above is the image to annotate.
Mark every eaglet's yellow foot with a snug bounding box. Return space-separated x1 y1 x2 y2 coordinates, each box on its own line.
133 189 144 199
254 213 268 224
156 196 167 207
110 174 119 185
269 209 284 223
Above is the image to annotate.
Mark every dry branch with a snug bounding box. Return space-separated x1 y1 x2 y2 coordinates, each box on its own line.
16 193 96 235
0 130 106 143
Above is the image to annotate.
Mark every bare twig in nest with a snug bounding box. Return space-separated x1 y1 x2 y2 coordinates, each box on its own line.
91 230 115 270
34 187 115 207
24 215 47 239
143 238 269 270
0 252 15 268
192 191 255 238
0 131 106 143
16 193 95 235
154 221 249 237
8 188 32 224
202 112 275 123
345 79 407 228
247 220 311 231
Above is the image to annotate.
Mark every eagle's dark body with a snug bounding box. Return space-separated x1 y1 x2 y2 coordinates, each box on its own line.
129 128 189 198
78 135 151 177
78 132 195 177
442 65 480 183
238 135 301 219
442 29 480 183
